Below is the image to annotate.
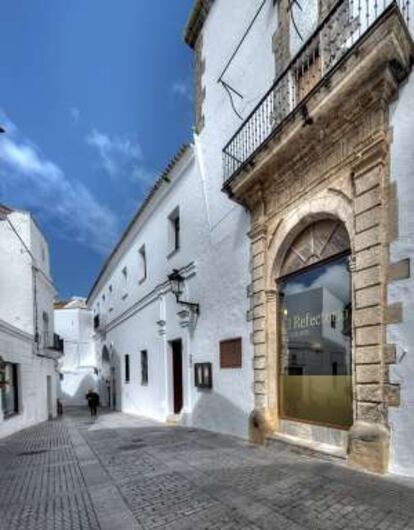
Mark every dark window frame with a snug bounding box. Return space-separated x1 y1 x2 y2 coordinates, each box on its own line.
141 350 148 385
194 362 212 389
1 362 19 418
168 207 180 255
138 245 147 283
124 354 130 383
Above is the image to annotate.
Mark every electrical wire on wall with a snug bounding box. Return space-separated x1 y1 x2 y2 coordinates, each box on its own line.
217 0 305 120
217 0 269 120
288 0 305 41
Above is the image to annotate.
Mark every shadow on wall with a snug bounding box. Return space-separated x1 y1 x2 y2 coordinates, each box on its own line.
189 390 250 439
60 371 98 407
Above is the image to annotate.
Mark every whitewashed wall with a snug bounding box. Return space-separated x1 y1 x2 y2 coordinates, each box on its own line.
0 209 59 438
0 319 57 438
55 303 97 407
88 1 281 439
0 212 33 334
89 144 253 437
388 50 414 475
192 0 278 436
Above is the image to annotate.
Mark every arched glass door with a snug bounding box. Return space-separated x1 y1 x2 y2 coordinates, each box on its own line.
278 220 353 428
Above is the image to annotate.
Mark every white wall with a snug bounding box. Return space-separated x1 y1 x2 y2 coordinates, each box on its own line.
0 209 59 437
55 304 97 406
87 1 280 439
89 144 253 438
0 319 57 439
388 64 414 476
0 212 34 334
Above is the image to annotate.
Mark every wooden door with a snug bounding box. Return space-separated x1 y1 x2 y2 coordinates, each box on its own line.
171 340 183 414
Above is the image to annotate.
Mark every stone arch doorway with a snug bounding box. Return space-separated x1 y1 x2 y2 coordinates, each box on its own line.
276 219 353 430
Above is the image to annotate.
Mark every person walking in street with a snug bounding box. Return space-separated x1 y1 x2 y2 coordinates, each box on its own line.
85 389 100 417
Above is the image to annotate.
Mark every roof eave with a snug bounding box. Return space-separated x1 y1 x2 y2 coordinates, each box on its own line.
184 0 214 48
86 144 192 305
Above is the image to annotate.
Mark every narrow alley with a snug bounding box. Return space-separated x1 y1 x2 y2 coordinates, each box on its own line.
1 409 414 530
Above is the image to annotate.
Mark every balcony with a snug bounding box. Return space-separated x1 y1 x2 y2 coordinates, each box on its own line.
222 0 411 187
44 332 64 353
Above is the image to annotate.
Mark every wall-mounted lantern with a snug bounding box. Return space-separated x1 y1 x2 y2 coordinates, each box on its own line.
168 269 200 315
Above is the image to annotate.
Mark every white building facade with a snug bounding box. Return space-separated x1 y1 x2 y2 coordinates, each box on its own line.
55 298 97 407
0 204 62 438
88 0 414 475
88 145 253 439
190 0 414 475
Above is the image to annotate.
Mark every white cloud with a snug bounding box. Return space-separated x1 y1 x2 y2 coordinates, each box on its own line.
70 107 80 124
0 113 119 255
171 79 193 102
283 262 351 303
86 129 145 181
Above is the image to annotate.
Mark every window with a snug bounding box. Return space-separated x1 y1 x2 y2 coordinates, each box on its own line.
42 311 49 347
141 350 148 385
124 354 130 383
122 267 128 299
220 338 242 368
1 363 19 417
278 220 352 429
168 207 180 254
138 245 147 283
108 285 113 312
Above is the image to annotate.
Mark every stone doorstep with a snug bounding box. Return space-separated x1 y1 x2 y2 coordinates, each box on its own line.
166 413 183 425
267 431 348 461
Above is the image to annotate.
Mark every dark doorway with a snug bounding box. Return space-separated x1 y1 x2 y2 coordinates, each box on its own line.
110 367 116 410
171 339 183 414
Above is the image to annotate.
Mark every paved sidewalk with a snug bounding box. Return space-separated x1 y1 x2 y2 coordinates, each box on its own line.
0 409 414 529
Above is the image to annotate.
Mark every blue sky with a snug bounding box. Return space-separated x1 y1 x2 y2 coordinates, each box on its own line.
0 0 194 299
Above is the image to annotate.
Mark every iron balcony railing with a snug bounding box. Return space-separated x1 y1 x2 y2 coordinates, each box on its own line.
222 0 410 183
44 332 64 352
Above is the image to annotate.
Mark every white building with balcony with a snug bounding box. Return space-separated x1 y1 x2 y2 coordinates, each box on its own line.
187 0 414 475
0 203 62 438
87 0 414 475
55 298 97 407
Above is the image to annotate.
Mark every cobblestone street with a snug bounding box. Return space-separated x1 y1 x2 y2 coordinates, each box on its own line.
0 409 414 530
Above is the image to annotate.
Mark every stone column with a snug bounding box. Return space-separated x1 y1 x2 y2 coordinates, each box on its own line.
248 221 272 444
348 136 391 474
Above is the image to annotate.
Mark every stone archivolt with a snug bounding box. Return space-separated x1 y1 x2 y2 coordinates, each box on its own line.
227 6 414 474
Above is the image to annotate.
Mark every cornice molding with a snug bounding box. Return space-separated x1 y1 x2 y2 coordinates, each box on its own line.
184 0 215 48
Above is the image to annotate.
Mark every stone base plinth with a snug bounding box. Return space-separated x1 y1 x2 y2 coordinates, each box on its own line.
348 422 390 474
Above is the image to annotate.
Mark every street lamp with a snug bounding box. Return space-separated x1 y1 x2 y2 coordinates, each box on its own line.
0 126 5 134
168 269 200 315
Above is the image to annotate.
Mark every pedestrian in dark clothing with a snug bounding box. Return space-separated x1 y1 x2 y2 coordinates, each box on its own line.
85 389 100 416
